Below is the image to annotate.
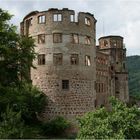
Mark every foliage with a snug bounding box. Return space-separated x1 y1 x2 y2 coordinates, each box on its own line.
0 8 48 138
0 8 36 86
41 116 70 137
0 106 24 139
77 97 140 139
0 83 46 124
126 55 140 96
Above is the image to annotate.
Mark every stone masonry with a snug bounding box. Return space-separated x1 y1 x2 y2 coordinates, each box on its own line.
20 8 129 121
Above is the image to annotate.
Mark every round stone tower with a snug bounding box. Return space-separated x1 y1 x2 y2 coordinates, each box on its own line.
20 8 97 120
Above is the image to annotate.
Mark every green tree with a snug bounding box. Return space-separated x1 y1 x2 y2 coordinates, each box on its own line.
77 97 140 139
0 106 24 139
0 8 46 123
0 83 46 124
0 8 36 86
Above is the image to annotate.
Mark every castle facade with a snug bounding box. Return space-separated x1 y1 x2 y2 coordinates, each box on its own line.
20 8 129 120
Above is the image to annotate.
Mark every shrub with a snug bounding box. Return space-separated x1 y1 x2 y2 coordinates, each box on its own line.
77 97 140 139
41 116 70 137
0 106 24 139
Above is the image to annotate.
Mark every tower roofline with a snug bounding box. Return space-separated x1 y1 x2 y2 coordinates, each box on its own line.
98 35 123 40
22 8 96 22
23 11 39 20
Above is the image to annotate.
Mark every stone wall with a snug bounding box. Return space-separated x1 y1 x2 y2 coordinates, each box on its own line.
21 8 97 121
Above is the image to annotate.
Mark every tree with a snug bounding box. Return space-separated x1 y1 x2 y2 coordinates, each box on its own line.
0 8 46 122
0 83 46 124
0 8 36 86
0 106 24 139
77 97 140 139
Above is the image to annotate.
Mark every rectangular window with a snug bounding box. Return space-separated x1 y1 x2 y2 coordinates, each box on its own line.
85 17 91 26
71 54 79 65
85 36 91 45
85 55 91 66
53 53 63 65
53 14 62 21
26 18 32 27
62 80 69 90
53 33 62 43
72 34 79 44
70 15 75 22
38 54 45 65
115 91 120 98
38 15 46 23
38 34 45 44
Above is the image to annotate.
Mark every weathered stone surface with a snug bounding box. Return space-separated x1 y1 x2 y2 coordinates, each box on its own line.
20 9 129 121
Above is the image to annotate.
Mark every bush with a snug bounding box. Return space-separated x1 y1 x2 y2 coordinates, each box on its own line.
0 106 24 139
77 97 140 139
41 116 70 137
0 83 46 124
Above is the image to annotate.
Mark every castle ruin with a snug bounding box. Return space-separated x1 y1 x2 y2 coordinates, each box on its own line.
20 8 129 121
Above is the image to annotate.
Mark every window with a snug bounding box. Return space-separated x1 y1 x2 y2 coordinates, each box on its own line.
104 40 108 47
38 54 45 65
115 77 118 80
115 91 120 98
70 15 75 22
123 63 126 69
38 15 46 23
38 34 45 44
26 18 32 26
85 17 91 26
72 34 79 44
85 36 91 45
71 54 79 65
53 53 63 65
53 33 62 43
85 55 91 66
53 14 62 21
62 80 69 90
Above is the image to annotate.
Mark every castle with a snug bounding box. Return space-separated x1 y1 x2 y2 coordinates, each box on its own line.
20 8 129 121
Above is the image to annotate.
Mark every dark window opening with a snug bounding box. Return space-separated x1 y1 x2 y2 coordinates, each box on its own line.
62 80 69 90
111 66 114 70
115 77 118 80
53 33 62 43
85 36 91 45
115 91 120 98
38 54 45 65
71 54 79 65
123 63 125 69
38 34 45 44
71 34 79 44
53 53 63 65
27 18 32 27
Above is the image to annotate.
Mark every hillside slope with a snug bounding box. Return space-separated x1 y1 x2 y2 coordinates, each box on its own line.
126 55 140 96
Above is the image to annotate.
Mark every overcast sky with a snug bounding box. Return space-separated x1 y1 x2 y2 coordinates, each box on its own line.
0 0 140 56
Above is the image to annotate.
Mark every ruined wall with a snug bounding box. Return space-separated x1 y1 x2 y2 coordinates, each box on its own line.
21 8 97 121
98 36 129 102
96 51 110 107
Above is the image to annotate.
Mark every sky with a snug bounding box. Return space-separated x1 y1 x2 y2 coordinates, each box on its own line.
0 0 140 56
